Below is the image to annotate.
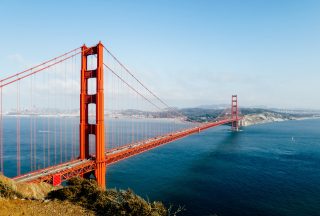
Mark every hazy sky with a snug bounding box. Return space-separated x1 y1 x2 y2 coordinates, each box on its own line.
0 0 319 109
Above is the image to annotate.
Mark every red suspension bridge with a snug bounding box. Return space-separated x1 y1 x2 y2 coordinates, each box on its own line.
0 42 241 189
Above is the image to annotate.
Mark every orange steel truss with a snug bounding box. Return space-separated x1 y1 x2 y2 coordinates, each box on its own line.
80 42 106 189
15 118 241 184
25 160 96 184
19 118 241 185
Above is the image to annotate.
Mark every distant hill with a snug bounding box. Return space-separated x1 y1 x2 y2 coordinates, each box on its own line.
115 106 320 124
178 107 320 123
196 104 229 109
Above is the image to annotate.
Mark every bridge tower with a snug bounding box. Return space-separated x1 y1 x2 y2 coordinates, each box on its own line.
231 95 239 131
80 42 106 189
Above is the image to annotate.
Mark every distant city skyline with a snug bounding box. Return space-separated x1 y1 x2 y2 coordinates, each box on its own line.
0 0 319 109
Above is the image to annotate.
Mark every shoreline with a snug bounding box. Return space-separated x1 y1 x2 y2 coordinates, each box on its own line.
240 113 320 127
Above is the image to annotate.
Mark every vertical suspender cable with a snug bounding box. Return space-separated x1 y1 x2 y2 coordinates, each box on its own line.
16 79 21 175
54 63 57 165
43 110 45 168
34 86 37 169
30 73 33 171
64 60 67 161
60 115 62 163
71 56 74 159
0 84 3 173
47 68 50 166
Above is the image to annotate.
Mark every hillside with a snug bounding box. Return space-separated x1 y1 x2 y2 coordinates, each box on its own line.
0 174 176 216
0 174 94 215
0 173 54 199
0 199 94 216
179 107 319 125
239 112 292 126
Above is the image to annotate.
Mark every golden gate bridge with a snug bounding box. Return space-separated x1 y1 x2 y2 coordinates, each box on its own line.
0 42 241 189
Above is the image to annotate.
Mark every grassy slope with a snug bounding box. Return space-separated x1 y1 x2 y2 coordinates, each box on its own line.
0 198 94 216
0 173 53 199
0 174 170 216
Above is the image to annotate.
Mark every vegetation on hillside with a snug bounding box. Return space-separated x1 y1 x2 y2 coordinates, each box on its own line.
0 174 94 215
0 174 182 216
48 177 171 216
0 173 53 199
0 199 94 216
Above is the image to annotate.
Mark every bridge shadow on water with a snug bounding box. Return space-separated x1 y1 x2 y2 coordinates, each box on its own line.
160 129 245 216
190 129 243 167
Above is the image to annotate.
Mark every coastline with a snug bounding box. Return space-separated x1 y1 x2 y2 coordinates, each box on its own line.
240 112 320 127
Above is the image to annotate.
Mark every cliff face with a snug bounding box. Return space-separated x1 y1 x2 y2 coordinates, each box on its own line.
240 112 293 127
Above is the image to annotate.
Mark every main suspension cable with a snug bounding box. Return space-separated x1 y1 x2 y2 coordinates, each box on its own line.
103 46 186 119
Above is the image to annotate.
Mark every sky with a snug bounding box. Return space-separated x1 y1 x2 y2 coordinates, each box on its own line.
0 0 320 109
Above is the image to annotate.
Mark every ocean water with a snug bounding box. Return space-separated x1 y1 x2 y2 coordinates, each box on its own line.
1 117 191 177
107 119 320 216
2 118 320 215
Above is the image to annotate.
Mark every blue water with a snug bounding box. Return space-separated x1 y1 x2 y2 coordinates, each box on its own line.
1 116 191 177
107 119 320 216
2 118 320 215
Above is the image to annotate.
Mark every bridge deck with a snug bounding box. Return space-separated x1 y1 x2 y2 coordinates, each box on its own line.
13 118 239 184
